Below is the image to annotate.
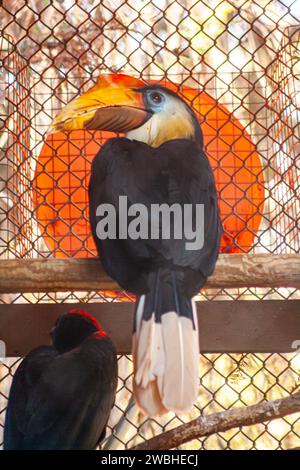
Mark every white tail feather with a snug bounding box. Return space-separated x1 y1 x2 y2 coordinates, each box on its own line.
132 308 167 416
132 296 200 416
135 294 145 334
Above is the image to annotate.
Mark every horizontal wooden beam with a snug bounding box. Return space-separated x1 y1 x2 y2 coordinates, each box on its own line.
0 254 299 293
0 300 299 356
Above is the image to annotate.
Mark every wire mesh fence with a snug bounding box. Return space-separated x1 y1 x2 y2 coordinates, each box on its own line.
0 0 299 449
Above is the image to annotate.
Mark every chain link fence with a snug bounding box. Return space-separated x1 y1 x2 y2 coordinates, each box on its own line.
0 0 299 449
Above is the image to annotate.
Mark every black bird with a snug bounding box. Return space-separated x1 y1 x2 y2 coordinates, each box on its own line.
50 74 222 416
4 310 117 449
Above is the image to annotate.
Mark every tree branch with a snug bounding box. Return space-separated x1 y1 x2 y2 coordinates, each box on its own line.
131 392 300 450
0 253 299 293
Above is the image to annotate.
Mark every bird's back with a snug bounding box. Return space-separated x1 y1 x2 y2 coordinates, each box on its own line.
4 334 117 450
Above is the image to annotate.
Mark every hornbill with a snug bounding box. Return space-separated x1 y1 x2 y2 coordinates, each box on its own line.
50 74 222 416
4 310 117 450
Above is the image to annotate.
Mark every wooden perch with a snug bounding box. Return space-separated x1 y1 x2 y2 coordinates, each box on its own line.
2 300 299 356
132 391 300 450
0 253 299 293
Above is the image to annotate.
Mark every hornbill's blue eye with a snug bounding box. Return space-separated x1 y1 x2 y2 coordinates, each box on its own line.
150 92 163 103
147 91 165 107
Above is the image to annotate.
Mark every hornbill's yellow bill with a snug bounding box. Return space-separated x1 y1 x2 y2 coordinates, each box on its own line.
49 74 221 417
49 73 197 148
49 74 150 134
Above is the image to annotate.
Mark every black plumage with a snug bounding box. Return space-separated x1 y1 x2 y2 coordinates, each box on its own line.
49 77 222 415
89 135 221 415
4 310 117 450
89 137 221 297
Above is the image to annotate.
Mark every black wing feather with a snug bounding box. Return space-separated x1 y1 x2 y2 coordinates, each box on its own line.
89 137 222 296
4 335 117 450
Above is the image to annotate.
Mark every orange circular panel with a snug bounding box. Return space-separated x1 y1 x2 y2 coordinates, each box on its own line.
33 83 264 259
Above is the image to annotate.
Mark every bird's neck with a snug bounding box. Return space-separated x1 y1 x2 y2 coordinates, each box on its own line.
126 111 195 148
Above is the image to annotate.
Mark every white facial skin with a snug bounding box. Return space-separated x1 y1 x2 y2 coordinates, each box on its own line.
126 89 195 148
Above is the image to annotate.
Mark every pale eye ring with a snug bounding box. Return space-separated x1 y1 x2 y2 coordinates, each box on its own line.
150 91 163 104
